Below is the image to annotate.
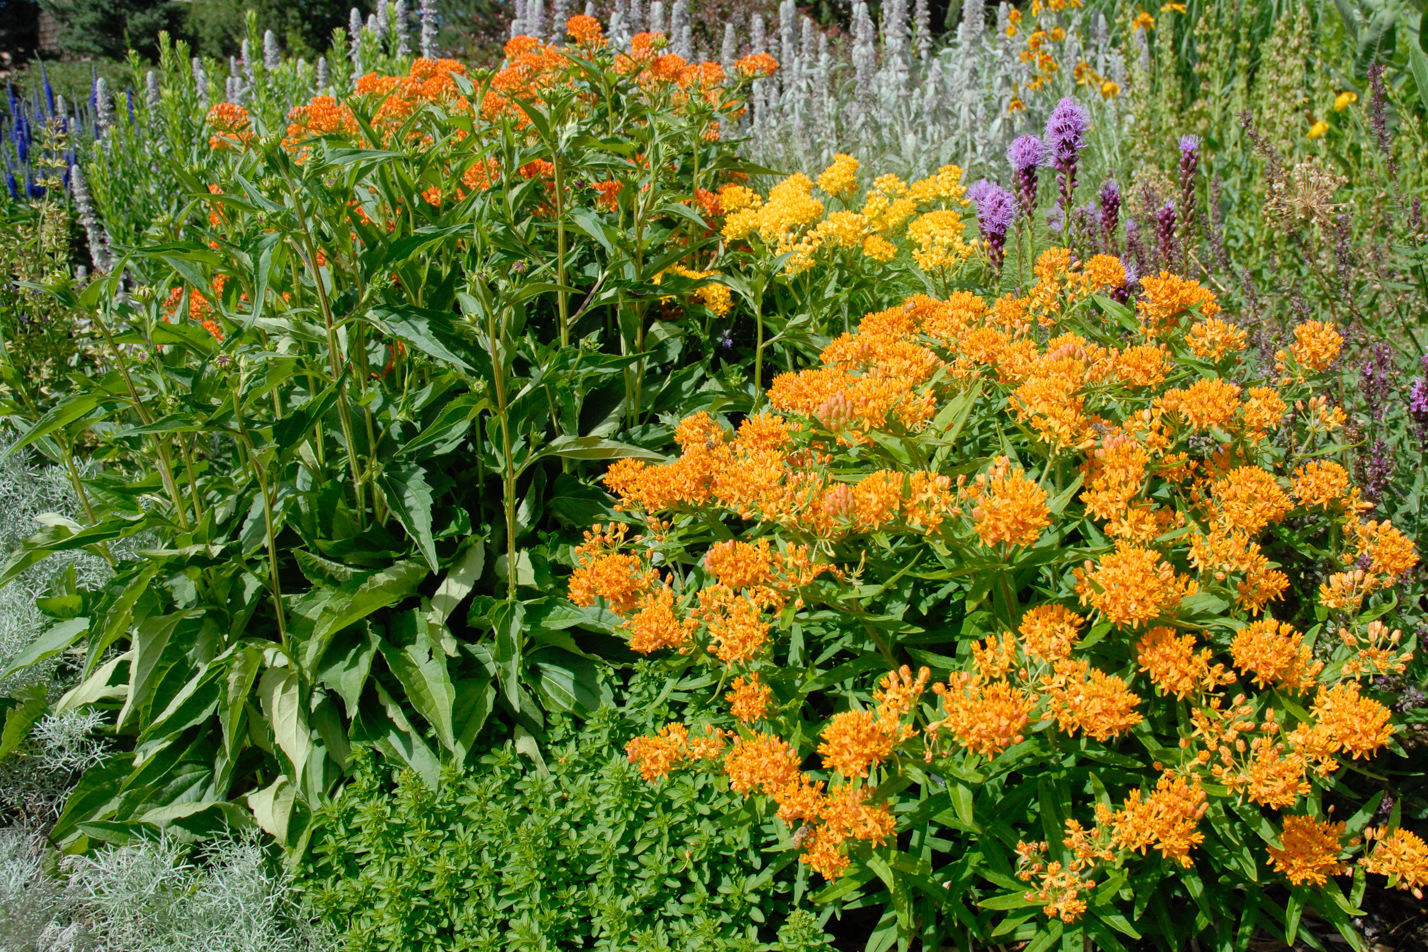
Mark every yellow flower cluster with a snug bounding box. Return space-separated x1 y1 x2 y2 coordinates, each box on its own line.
721 161 971 276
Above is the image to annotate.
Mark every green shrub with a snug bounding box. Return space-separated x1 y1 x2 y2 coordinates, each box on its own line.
298 700 837 952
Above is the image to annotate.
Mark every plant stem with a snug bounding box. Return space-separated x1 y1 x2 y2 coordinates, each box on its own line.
233 389 287 646
487 305 519 602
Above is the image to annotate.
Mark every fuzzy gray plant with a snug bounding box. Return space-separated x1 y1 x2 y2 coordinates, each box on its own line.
190 58 207 108
549 0 570 42
263 30 281 70
375 1 389 39
68 166 111 274
93 79 114 138
240 39 256 87
0 826 77 952
316 57 330 94
394 0 410 55
419 0 437 58
0 832 335 952
143 70 161 131
738 0 1121 182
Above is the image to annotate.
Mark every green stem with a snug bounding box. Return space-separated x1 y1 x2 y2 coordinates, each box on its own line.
488 305 519 602
233 388 287 646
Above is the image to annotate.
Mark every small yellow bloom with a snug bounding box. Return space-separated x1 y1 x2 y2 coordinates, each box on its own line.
1132 11 1155 31
1008 96 1026 113
1334 91 1358 111
1308 120 1329 139
1160 2 1185 12
1100 80 1120 99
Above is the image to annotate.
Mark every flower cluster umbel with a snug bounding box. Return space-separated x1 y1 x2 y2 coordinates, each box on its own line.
570 250 1424 907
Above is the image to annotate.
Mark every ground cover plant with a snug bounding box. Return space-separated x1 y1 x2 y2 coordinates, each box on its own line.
2 1 1428 950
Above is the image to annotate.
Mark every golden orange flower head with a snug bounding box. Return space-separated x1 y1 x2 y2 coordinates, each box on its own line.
1268 816 1349 886
726 673 772 722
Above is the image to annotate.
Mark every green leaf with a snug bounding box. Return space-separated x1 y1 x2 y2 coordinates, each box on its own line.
259 666 312 784
429 541 485 627
528 648 603 716
1409 40 1428 114
0 617 89 680
0 684 47 759
116 611 194 733
4 393 107 457
492 599 526 712
529 435 667 464
380 610 456 750
247 774 298 842
379 461 439 571
368 305 476 372
296 559 428 674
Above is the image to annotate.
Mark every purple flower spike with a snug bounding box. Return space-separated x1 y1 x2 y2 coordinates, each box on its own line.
1178 133 1201 238
1155 200 1177 270
1099 179 1121 254
1410 374 1428 449
1360 342 1394 422
1007 134 1046 220
1045 97 1090 223
1045 97 1090 164
970 181 1017 273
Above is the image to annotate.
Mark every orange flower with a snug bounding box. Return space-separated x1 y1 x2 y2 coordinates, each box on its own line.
726 673 772 722
568 524 656 613
1209 466 1292 534
206 102 254 151
565 13 605 46
1074 543 1191 628
1109 773 1206 867
1362 827 1428 898
967 457 1051 547
1018 605 1084 662
1267 816 1349 886
1156 377 1241 431
1292 460 1349 508
1229 618 1322 691
625 722 727 780
622 585 691 653
1040 659 1143 741
723 732 802 794
818 709 902 778
1185 318 1247 362
1284 320 1343 372
1136 272 1219 336
735 53 779 78
933 676 1034 758
1136 627 1222 699
1348 519 1419 577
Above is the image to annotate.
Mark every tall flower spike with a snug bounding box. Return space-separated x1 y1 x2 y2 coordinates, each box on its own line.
1007 134 1044 220
375 1 389 37
191 57 208 107
1155 200 1178 271
349 7 364 66
671 0 691 58
316 56 330 94
420 0 438 59
1045 97 1089 215
1099 179 1120 255
94 77 113 136
968 180 1017 274
394 0 410 55
263 29 280 69
70 164 112 273
1178 134 1200 239
549 0 569 42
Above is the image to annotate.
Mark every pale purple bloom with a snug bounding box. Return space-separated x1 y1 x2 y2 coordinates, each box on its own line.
1044 97 1089 164
968 181 1016 273
1006 134 1045 219
1360 342 1394 422
1155 200 1177 269
1099 179 1120 254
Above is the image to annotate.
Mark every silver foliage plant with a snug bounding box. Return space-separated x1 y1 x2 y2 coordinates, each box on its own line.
0 831 335 952
733 0 1124 181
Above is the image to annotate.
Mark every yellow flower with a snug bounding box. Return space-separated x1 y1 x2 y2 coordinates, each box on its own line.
1132 11 1155 31
816 154 860 197
1333 91 1358 111
862 234 897 262
1308 119 1329 139
1362 826 1428 899
1100 80 1120 98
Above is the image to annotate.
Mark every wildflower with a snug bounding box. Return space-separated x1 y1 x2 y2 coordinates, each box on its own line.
1267 816 1349 886
1209 466 1292 533
1018 605 1084 662
1007 134 1046 219
1136 271 1219 336
1229 618 1322 691
735 52 778 78
1136 627 1220 699
1110 773 1206 867
1348 519 1419 577
568 525 657 613
933 676 1034 758
623 585 691 653
1291 460 1349 509
1156 377 1241 431
1100 80 1119 98
1186 318 1246 362
817 154 859 197
967 458 1051 547
1362 827 1428 898
1334 91 1358 111
1308 120 1329 138
1045 97 1090 211
1074 543 1190 628
862 234 897 262
626 722 726 780
1284 320 1343 372
1040 659 1143 741
1132 10 1154 30
206 102 254 150
907 210 974 272
967 181 1017 272
723 732 801 794
1291 682 1394 768
727 673 772 722
818 709 903 777
566 14 604 45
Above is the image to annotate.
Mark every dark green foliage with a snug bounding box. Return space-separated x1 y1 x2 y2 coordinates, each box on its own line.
0 0 39 57
298 702 837 952
185 0 371 59
40 0 185 60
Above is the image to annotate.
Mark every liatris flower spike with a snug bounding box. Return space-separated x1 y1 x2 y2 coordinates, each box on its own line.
1044 97 1089 213
968 180 1017 273
1099 179 1121 255
1155 200 1177 270
1007 134 1045 220
1178 134 1200 234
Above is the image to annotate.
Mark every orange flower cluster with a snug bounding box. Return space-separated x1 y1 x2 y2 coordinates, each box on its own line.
1267 816 1350 886
1362 826 1428 898
206 103 254 151
282 95 359 151
624 722 729 780
586 254 1421 905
